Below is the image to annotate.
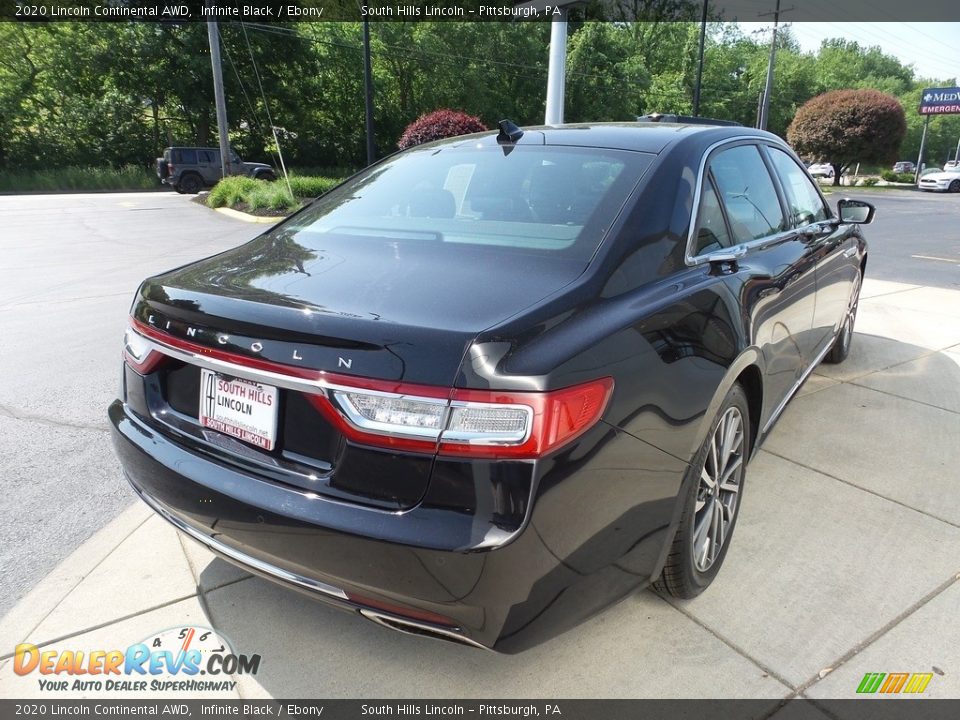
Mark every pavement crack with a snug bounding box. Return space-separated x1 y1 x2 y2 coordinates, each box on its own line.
793 572 960 697
0 592 200 661
649 589 799 694
181 533 245 698
846 380 960 417
760 449 960 530
0 404 110 433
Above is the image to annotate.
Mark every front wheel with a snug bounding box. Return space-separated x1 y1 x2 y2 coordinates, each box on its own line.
654 383 750 599
824 272 861 364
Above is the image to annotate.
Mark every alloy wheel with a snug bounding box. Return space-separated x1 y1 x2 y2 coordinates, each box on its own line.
842 274 861 353
692 406 745 572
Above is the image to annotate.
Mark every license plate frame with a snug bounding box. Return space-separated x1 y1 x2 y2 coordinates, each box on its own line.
198 369 279 451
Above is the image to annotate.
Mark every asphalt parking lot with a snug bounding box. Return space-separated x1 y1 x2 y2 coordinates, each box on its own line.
1 189 959 702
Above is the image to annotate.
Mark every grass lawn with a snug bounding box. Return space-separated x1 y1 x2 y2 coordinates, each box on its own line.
0 165 157 192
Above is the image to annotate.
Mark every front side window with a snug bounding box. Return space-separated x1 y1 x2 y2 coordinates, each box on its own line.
709 145 785 244
279 144 652 262
768 147 829 226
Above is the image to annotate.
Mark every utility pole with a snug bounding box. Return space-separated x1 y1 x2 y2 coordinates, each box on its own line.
758 0 791 131
915 115 930 184
544 9 568 125
692 0 709 117
206 5 232 179
362 18 377 166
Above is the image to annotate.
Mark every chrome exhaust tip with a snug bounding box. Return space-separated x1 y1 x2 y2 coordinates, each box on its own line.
359 609 490 650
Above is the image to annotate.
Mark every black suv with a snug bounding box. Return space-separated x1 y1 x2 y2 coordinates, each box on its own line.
116 121 874 651
156 147 275 194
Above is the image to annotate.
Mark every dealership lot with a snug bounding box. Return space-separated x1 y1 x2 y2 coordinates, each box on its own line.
1 190 958 702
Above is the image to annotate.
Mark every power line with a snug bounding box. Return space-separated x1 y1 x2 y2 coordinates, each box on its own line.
239 22 293 196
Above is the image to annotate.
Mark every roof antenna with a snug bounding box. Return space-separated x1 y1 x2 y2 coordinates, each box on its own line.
497 119 524 144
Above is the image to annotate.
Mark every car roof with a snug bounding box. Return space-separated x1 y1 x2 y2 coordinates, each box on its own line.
444 122 778 155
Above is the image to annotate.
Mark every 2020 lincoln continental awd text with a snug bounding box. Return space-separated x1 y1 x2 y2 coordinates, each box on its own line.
111 119 874 651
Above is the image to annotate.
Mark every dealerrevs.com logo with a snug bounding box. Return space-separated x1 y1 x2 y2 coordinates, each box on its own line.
13 626 260 693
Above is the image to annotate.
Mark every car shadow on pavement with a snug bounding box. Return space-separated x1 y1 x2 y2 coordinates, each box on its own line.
191 332 960 699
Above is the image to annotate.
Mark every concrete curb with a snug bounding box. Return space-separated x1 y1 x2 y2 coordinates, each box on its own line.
0 502 151 654
214 206 288 224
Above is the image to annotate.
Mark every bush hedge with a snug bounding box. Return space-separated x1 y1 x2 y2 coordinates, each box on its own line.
879 170 915 183
397 109 488 150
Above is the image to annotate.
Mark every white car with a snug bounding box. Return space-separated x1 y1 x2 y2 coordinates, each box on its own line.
918 167 960 193
807 163 835 178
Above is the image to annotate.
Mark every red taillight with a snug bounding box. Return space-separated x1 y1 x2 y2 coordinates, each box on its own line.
123 327 166 374
440 379 614 459
126 319 613 459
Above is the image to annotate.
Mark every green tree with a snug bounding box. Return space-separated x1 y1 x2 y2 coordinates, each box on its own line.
787 89 907 185
566 23 649 122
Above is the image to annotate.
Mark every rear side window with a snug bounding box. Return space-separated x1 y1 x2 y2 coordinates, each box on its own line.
282 145 652 262
693 177 732 255
709 145 785 243
767 147 828 226
199 150 219 163
178 149 197 165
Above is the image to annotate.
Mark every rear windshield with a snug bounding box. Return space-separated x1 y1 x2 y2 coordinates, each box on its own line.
280 143 653 262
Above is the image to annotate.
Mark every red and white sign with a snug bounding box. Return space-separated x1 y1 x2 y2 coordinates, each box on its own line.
199 369 279 451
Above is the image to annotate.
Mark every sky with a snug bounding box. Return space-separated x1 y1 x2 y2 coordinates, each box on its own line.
736 22 959 85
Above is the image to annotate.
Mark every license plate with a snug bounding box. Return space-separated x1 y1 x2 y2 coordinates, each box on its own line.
199 369 279 451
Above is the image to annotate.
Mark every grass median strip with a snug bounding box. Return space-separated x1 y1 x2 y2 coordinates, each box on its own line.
206 174 342 216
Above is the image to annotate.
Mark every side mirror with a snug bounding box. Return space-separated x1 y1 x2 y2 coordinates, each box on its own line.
837 198 875 225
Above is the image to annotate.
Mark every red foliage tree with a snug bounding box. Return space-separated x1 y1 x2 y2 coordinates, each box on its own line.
787 89 906 186
397 109 488 150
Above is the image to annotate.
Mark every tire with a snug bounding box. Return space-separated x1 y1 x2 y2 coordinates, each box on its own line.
653 383 751 599
823 272 861 364
949 180 960 193
177 173 203 194
258 171 277 182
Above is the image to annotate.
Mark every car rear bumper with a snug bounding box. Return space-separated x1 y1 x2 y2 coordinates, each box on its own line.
110 398 657 651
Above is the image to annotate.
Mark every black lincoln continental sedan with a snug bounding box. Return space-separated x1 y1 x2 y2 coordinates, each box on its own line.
110 119 873 652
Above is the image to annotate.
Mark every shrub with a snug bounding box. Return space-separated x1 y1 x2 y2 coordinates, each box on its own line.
879 170 914 183
397 109 488 150
288 175 341 198
861 177 879 186
207 173 342 213
207 176 260 208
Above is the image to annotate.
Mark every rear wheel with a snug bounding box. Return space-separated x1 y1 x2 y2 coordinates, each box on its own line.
824 272 861 364
654 383 750 599
949 180 960 193
177 173 203 194
258 171 277 182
